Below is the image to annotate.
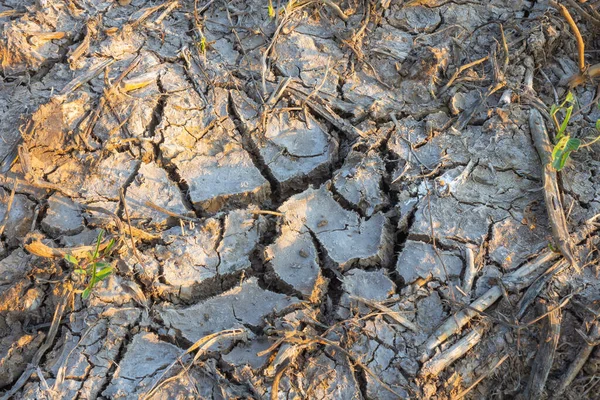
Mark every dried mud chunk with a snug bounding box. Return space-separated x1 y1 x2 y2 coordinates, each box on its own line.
333 150 388 216
157 220 221 293
158 68 222 160
24 93 92 171
396 240 463 284
0 249 32 288
410 195 504 244
41 194 84 237
338 269 396 319
0 332 45 387
279 185 392 270
81 151 140 201
275 351 362 399
232 90 338 193
46 330 90 380
262 110 338 192
93 76 161 142
488 217 548 271
343 269 396 301
0 15 71 75
125 161 190 227
98 25 144 59
157 210 262 300
145 365 225 399
265 225 324 299
102 333 180 399
222 337 272 371
218 209 264 274
342 70 403 113
367 26 413 83
387 5 441 33
350 336 410 399
416 291 446 333
159 278 300 344
274 31 345 94
172 120 270 214
0 191 35 245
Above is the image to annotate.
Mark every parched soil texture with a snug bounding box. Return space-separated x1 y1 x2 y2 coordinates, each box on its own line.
1 0 600 399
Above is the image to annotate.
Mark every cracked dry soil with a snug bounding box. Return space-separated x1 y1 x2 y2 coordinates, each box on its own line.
1 0 600 399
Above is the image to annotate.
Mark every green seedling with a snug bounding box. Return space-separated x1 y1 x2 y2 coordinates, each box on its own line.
550 92 580 171
268 0 275 18
64 230 116 299
549 91 600 171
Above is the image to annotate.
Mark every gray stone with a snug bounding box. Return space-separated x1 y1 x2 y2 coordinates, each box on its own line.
159 278 300 344
125 161 190 227
396 240 463 284
41 194 84 237
102 332 180 399
279 185 392 270
333 150 387 216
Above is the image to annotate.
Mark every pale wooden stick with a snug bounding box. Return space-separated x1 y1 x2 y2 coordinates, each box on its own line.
529 108 578 269
462 246 477 296
524 298 562 399
420 327 483 377
553 321 600 397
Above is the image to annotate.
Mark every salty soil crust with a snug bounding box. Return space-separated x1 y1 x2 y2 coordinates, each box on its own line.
1 0 600 399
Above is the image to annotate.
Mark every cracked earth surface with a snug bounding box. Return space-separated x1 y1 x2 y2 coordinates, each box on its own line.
1 0 600 399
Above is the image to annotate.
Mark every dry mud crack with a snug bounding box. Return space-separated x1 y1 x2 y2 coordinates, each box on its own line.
1 0 600 399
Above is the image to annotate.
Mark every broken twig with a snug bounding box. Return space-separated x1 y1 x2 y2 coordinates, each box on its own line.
524 298 561 399
529 108 578 269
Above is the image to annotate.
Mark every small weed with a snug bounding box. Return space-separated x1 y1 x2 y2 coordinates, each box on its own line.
268 0 275 18
64 230 116 299
549 91 600 171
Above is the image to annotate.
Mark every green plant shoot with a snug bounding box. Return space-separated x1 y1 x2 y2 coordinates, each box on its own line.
268 0 275 18
64 229 115 299
549 92 578 171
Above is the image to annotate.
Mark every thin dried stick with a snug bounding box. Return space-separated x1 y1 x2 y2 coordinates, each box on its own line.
524 298 562 399
350 295 418 332
529 108 578 269
144 200 198 222
24 233 114 259
462 246 477 296
452 353 509 400
248 209 284 217
438 55 488 95
553 321 600 397
142 329 247 399
552 1 585 72
420 327 483 377
120 189 143 266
